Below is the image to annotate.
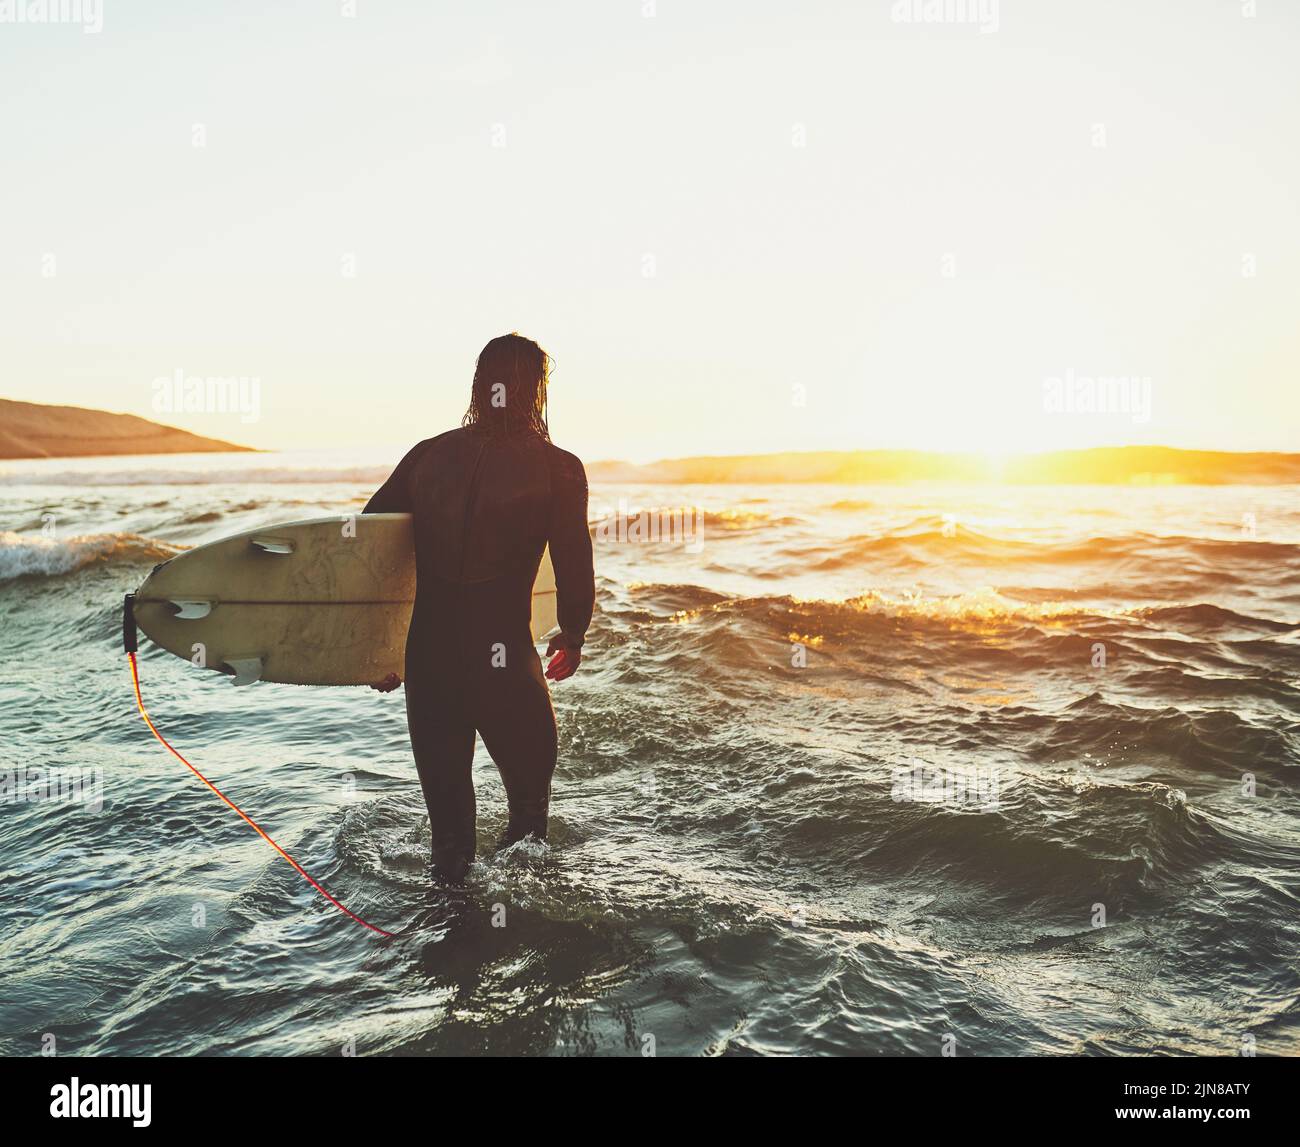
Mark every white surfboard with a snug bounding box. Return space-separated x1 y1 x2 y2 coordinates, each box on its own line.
131 513 558 686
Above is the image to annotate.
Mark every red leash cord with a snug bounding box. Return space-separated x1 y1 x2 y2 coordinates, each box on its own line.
128 650 393 939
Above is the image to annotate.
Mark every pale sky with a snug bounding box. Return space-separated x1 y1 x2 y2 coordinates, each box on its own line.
2 1 1298 461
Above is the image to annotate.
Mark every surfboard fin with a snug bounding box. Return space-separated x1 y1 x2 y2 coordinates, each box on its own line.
222 657 264 686
169 599 213 619
250 536 295 554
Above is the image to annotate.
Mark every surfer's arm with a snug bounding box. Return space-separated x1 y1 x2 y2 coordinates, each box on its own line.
363 442 427 689
364 441 426 513
548 449 595 654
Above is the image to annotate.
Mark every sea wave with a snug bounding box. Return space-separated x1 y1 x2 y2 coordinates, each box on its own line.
636 581 1108 627
624 584 1300 689
0 466 391 488
3 475 1299 1057
0 530 180 580
1135 603 1299 632
809 527 1299 569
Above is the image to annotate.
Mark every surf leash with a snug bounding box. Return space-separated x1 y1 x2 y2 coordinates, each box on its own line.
122 593 394 939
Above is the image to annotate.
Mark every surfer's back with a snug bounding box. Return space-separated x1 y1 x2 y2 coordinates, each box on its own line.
365 426 594 644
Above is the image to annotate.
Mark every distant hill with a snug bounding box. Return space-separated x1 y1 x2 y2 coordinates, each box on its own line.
0 399 255 459
588 447 1300 485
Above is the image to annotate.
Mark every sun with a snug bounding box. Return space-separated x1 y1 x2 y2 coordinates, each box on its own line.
977 449 1014 481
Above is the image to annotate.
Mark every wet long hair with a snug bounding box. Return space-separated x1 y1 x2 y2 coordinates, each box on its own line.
461 333 551 440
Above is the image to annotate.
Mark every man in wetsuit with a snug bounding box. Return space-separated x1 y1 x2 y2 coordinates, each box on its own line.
363 334 594 881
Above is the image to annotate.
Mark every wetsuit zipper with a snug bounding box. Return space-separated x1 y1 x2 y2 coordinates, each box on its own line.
457 438 489 584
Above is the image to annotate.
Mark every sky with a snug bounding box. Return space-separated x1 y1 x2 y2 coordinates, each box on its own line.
1 0 1298 462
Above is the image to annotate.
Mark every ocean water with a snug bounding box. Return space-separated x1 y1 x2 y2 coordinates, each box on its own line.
1 450 1298 1057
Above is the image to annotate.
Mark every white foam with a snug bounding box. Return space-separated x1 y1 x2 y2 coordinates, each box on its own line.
0 448 404 488
0 531 176 580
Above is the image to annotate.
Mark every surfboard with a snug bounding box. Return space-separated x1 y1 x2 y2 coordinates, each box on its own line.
130 513 558 686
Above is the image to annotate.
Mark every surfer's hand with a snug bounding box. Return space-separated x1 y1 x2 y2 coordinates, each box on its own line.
544 635 581 682
370 672 401 692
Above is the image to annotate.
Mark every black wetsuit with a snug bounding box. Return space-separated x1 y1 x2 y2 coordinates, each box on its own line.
364 427 594 878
